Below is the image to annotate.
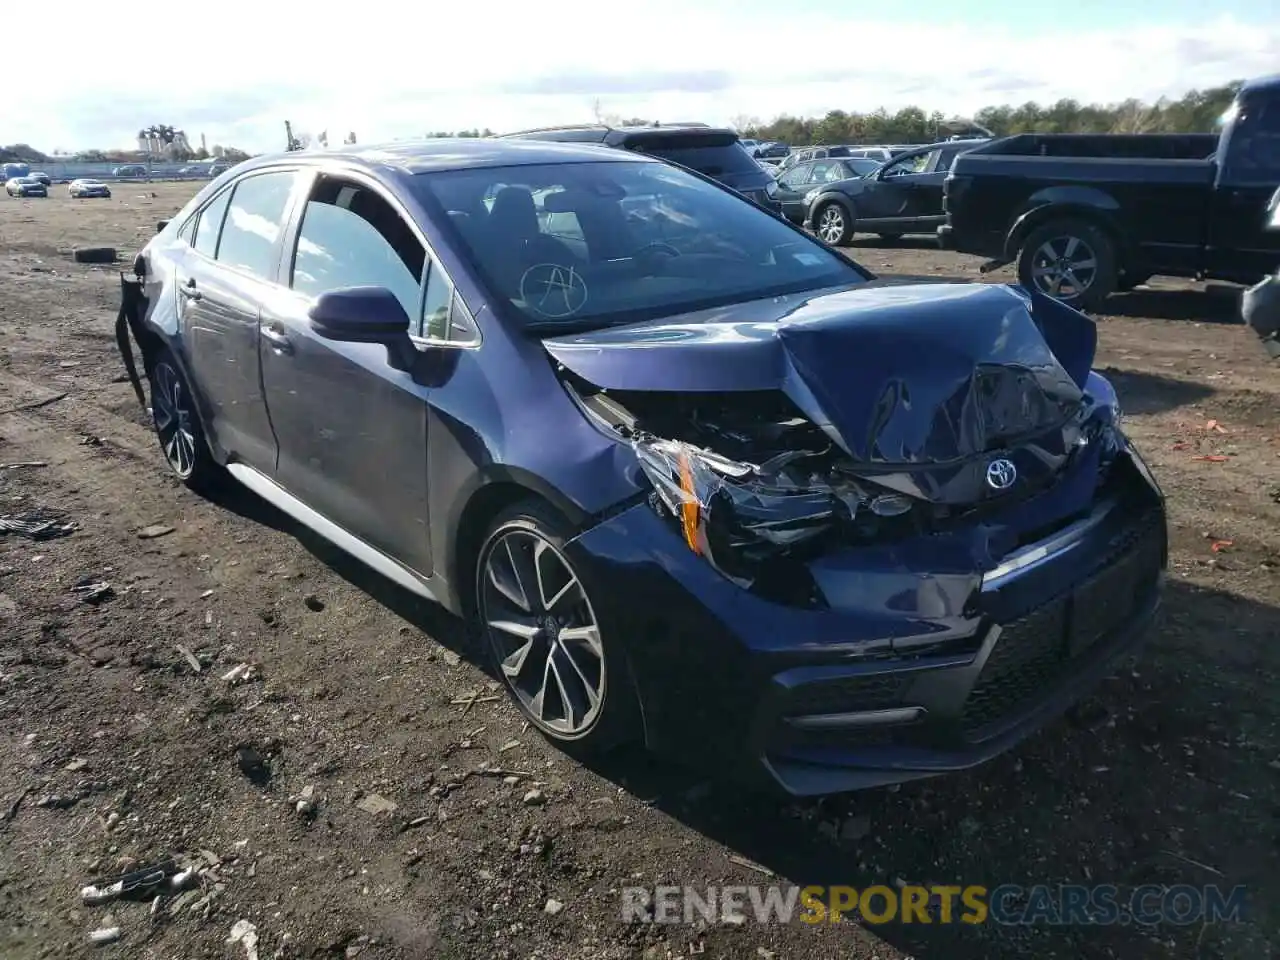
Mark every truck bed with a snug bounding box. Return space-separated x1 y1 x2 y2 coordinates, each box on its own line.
972 133 1219 161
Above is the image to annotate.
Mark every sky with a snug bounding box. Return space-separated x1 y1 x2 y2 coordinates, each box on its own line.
5 0 1277 154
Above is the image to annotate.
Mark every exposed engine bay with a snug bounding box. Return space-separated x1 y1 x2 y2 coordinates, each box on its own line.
561 371 1119 604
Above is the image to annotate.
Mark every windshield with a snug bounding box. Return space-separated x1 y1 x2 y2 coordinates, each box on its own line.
416 160 864 330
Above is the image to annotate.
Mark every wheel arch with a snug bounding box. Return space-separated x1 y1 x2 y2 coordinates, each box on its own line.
1004 199 1133 273
444 469 593 617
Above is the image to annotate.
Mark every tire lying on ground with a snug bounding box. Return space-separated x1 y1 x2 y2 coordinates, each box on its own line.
72 247 118 264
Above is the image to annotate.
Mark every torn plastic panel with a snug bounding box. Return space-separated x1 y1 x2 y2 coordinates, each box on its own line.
543 282 1101 505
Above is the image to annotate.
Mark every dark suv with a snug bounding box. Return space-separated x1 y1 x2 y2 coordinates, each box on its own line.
499 124 782 215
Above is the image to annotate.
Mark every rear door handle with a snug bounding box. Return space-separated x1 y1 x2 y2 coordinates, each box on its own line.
178 278 202 301
260 324 293 354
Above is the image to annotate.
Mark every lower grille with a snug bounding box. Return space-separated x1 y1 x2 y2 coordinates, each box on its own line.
962 512 1163 737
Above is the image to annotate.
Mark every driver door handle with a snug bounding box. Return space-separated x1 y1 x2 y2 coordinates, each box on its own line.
260 324 293 354
178 277 202 301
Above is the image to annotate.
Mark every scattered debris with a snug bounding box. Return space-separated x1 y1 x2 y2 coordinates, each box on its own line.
72 578 115 605
451 692 499 713
227 919 260 960
88 926 121 946
1210 539 1234 553
499 739 521 753
1191 455 1229 463
544 898 565 916
401 815 431 831
1204 419 1228 434
65 758 88 772
0 510 76 541
137 524 175 540
79 435 104 446
356 793 398 815
35 793 80 810
236 746 271 787
522 788 546 806
728 854 774 877
221 663 259 685
175 644 202 673
82 859 194 905
295 785 317 819
0 460 47 470
0 392 68 416
303 594 325 612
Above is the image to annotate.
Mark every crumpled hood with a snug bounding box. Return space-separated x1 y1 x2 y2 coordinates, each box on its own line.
543 282 1101 502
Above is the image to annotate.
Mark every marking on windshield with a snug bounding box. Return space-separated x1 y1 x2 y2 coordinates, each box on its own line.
520 263 589 319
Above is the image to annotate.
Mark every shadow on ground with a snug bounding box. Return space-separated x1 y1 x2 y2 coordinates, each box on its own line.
1096 367 1218 416
1100 287 1243 324
588 578 1278 959
208 483 1279 959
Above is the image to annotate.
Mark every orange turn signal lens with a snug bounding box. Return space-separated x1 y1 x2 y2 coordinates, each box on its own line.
677 451 702 555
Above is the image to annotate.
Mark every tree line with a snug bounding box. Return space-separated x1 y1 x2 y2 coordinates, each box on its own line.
736 82 1242 146
0 81 1244 163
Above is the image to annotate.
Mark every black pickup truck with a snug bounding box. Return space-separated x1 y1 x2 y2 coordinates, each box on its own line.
939 74 1280 309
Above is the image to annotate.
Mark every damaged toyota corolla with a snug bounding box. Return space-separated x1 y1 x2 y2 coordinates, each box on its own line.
115 139 1167 796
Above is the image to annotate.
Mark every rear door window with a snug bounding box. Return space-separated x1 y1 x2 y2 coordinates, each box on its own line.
193 189 231 258
216 171 297 281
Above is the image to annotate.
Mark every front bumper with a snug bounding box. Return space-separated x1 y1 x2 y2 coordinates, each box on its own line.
568 449 1165 796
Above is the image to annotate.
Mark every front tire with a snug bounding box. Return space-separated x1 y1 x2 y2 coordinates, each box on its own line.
813 200 853 246
147 348 221 492
476 500 641 755
1017 219 1117 311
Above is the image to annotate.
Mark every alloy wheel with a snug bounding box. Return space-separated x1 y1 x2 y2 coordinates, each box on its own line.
480 528 605 737
818 205 845 244
1030 235 1097 299
151 361 197 478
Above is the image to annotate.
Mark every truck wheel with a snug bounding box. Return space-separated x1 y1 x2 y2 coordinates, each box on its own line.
814 201 853 246
1017 219 1117 311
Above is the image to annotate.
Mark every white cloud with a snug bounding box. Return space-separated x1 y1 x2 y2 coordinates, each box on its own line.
6 3 1277 153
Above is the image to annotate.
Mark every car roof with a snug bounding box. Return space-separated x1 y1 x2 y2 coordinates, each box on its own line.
1242 73 1280 96
231 137 651 177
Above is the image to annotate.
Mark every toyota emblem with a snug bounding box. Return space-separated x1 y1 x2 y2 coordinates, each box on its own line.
986 458 1017 491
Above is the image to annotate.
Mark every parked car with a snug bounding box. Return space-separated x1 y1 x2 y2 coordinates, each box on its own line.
774 157 882 223
1243 185 1280 358
5 176 47 198
755 141 790 159
804 140 986 245
114 138 1166 796
499 124 782 215
69 178 112 199
29 171 51 186
939 74 1280 309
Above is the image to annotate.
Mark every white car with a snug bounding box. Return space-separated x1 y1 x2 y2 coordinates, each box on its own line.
69 178 112 199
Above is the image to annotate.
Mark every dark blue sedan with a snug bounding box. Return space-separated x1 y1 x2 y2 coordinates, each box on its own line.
115 139 1166 796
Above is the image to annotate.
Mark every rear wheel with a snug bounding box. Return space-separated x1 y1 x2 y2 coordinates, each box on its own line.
1017 219 1117 311
147 349 221 491
814 201 853 246
476 500 641 754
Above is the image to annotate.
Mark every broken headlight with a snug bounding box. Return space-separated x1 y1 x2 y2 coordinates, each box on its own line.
633 436 912 587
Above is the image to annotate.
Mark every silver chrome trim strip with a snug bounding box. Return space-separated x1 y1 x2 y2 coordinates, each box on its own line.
981 499 1117 590
783 706 926 730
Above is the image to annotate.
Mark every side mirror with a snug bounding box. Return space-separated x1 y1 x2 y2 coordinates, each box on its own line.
308 286 411 343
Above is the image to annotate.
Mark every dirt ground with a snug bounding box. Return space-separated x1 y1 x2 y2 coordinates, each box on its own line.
0 182 1277 960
